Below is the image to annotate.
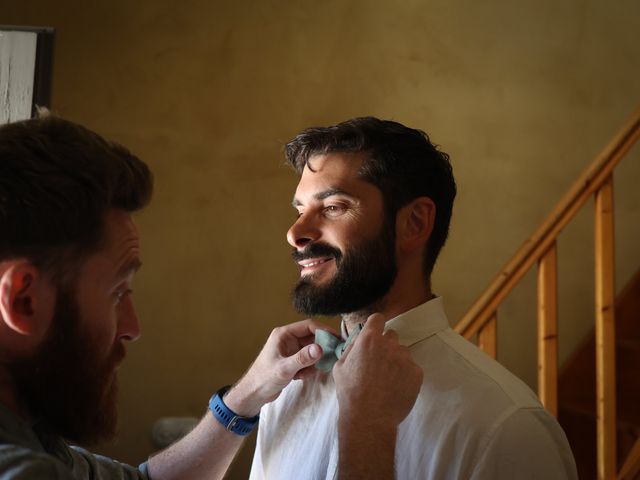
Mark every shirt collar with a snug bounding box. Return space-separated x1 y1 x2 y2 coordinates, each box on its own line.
0 402 71 464
340 296 450 347
385 296 450 346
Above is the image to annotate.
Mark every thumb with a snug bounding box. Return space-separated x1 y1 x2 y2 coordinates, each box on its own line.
281 343 323 378
364 313 386 334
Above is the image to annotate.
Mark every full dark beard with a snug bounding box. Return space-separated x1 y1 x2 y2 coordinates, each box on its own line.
10 287 123 446
291 222 397 316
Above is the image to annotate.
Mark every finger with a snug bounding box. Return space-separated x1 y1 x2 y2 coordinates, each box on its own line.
283 319 340 339
382 329 399 342
280 343 323 378
363 313 386 334
293 364 318 380
337 339 356 362
296 334 317 349
335 325 363 363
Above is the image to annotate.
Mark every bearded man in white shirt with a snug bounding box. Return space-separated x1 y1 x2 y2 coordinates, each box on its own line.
250 117 578 480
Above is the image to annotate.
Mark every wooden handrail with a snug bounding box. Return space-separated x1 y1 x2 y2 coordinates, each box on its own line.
455 106 640 338
454 106 640 480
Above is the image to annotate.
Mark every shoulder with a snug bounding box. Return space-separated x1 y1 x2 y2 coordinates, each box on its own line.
407 330 569 453
470 407 577 479
68 445 148 479
0 443 75 479
414 328 541 408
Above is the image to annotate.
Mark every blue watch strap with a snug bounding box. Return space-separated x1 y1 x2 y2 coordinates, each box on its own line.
208 385 259 436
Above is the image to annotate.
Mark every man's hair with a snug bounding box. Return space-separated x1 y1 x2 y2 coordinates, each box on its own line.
285 116 456 279
0 112 153 279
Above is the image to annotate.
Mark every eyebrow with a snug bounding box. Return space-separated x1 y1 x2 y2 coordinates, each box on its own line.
291 188 356 207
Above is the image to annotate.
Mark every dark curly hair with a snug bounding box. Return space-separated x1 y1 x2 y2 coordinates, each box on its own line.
286 116 456 279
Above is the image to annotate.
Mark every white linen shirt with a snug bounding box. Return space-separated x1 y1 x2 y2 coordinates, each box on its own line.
250 297 577 480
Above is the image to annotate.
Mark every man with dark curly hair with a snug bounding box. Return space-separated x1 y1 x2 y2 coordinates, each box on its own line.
250 117 577 479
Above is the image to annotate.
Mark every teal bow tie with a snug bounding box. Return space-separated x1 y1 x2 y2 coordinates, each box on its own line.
315 323 363 372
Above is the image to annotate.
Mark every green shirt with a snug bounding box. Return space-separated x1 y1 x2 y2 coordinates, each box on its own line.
0 404 149 479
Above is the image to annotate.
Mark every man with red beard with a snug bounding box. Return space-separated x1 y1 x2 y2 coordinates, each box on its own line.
250 117 578 479
0 113 422 479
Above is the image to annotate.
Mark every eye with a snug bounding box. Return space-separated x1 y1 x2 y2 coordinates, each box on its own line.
323 204 346 217
115 289 133 305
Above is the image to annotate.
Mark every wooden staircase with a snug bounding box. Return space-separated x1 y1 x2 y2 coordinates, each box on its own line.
454 107 640 480
559 269 640 479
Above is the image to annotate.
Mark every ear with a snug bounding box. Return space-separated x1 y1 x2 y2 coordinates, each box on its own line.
395 197 436 253
0 262 55 336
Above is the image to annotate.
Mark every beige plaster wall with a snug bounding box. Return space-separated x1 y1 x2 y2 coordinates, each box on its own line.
4 1 640 477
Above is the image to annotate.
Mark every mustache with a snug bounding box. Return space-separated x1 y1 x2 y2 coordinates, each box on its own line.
292 243 342 262
110 342 126 368
97 341 127 376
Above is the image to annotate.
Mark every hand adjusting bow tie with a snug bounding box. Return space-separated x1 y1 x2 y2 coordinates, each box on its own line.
314 323 364 372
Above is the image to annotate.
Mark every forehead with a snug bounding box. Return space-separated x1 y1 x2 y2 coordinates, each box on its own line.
78 209 141 282
101 210 140 256
295 152 368 195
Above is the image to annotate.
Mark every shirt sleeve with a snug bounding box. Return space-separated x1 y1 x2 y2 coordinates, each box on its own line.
68 445 149 480
0 445 77 479
470 408 578 480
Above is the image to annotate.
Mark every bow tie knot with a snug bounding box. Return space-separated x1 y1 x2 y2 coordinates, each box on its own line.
314 323 363 372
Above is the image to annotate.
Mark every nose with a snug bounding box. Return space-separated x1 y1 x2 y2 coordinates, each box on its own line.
287 214 321 249
118 297 141 342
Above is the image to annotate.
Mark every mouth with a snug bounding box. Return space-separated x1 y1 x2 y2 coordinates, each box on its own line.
112 345 127 370
298 257 335 275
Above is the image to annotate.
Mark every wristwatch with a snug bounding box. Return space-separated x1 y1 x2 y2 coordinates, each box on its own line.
208 385 260 436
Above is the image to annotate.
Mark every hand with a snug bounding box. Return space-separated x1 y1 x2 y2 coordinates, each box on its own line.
333 313 423 430
224 319 338 416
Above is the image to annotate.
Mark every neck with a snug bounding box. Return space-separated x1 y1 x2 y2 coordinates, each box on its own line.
341 282 433 334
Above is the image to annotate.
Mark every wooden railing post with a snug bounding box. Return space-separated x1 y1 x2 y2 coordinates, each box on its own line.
537 242 558 417
478 313 497 359
451 110 640 478
595 175 617 480
456 107 640 340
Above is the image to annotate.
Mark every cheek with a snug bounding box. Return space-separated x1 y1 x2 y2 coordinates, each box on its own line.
77 302 118 356
332 217 380 251
325 227 352 254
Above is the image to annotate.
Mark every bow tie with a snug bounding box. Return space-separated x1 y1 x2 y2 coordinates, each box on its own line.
314 323 363 372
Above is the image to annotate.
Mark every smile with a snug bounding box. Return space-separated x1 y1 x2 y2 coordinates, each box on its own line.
298 257 334 270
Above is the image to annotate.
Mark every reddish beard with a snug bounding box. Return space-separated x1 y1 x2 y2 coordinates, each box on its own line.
11 286 124 446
